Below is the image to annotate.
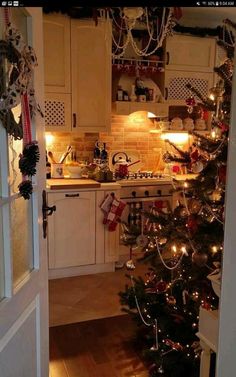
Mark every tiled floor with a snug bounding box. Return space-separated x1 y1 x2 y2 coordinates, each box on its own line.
49 263 148 327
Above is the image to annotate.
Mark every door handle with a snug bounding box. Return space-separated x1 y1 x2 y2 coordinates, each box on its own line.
166 51 170 65
42 190 56 239
72 113 77 128
165 88 168 100
65 193 80 197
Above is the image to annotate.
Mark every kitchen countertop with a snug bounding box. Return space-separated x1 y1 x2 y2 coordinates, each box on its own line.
46 174 197 191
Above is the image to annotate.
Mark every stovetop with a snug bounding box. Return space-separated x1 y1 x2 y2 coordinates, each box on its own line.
115 171 173 186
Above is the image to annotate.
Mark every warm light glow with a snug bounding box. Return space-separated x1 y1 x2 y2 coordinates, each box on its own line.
128 111 147 124
171 245 177 254
161 132 189 144
45 133 55 146
212 246 218 254
183 181 189 188
181 246 188 255
209 94 215 101
211 130 216 139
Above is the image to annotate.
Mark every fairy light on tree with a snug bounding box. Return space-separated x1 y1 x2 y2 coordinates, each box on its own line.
119 18 235 377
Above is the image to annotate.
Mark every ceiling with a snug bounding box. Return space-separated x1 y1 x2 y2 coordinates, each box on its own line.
180 7 236 27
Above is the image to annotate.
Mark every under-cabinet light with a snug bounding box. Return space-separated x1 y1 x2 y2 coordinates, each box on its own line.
160 132 189 144
45 133 55 146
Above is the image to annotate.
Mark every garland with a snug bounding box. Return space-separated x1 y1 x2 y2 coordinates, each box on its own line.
0 11 43 200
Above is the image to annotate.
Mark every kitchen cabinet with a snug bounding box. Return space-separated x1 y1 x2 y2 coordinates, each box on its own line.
47 186 120 278
43 14 71 93
43 15 111 132
165 34 216 73
48 191 96 269
71 19 111 132
164 70 214 106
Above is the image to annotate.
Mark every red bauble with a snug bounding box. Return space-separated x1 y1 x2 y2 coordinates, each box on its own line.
155 280 167 293
190 149 200 162
192 251 208 266
219 165 227 185
186 97 196 106
187 216 198 234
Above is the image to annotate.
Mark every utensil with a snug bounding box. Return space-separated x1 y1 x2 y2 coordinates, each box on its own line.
59 145 72 164
48 151 57 164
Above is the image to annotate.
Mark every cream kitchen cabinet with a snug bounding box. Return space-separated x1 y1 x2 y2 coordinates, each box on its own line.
47 187 120 278
71 19 111 132
164 70 214 106
43 14 111 133
48 191 96 269
43 14 71 93
165 34 216 73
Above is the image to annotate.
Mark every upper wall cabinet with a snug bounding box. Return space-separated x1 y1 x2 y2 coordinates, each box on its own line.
71 19 111 132
165 34 216 73
43 14 71 93
43 15 111 132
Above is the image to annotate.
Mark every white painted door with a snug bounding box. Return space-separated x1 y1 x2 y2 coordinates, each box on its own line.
0 8 48 377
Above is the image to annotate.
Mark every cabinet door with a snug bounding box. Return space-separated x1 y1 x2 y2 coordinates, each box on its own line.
71 19 111 132
43 14 71 93
45 92 71 132
165 35 216 73
164 70 214 106
48 191 96 269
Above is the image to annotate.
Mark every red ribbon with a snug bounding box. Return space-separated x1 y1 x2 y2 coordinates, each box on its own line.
21 93 32 146
2 7 10 26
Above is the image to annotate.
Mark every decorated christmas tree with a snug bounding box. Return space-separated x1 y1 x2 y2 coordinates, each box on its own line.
119 22 234 377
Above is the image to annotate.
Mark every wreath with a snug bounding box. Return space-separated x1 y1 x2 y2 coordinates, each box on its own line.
0 21 43 199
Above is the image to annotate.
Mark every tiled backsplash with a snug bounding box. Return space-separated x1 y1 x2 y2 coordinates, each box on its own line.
46 112 190 171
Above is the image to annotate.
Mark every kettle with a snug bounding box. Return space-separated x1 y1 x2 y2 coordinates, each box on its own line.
112 152 140 179
112 153 130 178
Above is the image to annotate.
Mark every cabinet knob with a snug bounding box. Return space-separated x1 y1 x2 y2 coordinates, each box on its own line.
144 190 149 197
73 113 77 128
157 189 162 196
132 191 136 197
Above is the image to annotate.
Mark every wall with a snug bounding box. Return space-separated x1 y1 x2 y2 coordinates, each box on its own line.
46 112 190 172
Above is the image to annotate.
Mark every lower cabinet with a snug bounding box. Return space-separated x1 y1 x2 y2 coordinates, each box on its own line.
47 189 119 276
48 191 96 269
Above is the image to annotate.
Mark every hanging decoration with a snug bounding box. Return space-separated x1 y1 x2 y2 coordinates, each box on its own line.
0 9 43 199
105 7 176 58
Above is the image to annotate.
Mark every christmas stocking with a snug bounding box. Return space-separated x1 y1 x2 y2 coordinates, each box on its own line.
100 193 126 231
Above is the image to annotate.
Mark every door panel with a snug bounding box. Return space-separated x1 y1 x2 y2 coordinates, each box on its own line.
0 8 49 377
10 197 33 287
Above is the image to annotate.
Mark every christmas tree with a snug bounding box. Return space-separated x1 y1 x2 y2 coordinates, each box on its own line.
119 22 234 377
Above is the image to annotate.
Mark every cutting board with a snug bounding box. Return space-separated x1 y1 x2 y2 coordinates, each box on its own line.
47 179 101 190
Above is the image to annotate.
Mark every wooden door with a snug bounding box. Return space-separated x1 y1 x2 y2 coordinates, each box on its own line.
71 19 111 132
0 8 48 377
165 34 216 73
48 191 96 268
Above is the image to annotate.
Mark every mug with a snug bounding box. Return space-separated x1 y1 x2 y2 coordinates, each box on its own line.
51 163 64 179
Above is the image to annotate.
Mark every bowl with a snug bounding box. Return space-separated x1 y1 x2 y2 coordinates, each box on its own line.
66 165 85 178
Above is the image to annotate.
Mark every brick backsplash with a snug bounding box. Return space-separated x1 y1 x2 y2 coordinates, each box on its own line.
46 113 190 171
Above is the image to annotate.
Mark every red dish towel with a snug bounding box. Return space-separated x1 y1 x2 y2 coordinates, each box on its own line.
100 193 126 231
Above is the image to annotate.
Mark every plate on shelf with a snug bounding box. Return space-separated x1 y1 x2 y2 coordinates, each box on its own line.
170 117 184 130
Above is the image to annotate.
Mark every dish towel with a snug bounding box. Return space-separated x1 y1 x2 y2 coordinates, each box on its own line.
100 193 126 231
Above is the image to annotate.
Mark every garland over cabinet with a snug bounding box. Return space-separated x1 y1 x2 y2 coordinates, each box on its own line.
43 14 111 132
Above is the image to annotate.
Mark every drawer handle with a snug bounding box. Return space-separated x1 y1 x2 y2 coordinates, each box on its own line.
65 193 80 197
165 88 168 100
73 113 77 128
166 51 170 65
